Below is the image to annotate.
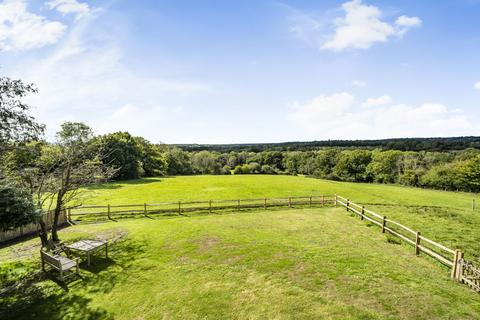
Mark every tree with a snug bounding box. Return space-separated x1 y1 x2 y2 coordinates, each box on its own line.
163 147 193 175
0 77 45 148
313 149 340 179
133 137 167 177
0 76 44 234
50 123 116 241
0 183 37 231
261 164 277 174
248 162 261 174
191 151 222 174
232 164 250 174
457 155 480 192
366 150 403 183
283 151 304 175
397 152 425 187
260 151 284 171
333 150 372 182
18 122 117 245
95 132 141 180
420 163 460 191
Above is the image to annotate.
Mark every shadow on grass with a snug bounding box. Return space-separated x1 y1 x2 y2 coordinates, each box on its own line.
0 238 148 320
86 177 169 190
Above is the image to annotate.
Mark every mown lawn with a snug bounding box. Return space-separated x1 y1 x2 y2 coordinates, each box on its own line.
2 207 480 319
80 175 480 259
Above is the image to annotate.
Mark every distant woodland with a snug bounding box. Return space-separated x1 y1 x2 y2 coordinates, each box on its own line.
175 137 480 152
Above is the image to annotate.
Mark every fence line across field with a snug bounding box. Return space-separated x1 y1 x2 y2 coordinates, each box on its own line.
67 195 335 220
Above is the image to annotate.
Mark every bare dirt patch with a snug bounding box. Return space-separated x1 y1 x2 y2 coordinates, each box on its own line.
192 235 222 252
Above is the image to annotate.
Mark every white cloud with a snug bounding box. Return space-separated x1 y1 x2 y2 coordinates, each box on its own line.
352 80 367 87
474 81 480 90
395 15 422 36
289 92 477 139
46 0 90 20
362 95 392 107
0 0 66 51
322 0 395 51
289 92 355 124
395 15 422 27
11 12 212 142
287 0 421 52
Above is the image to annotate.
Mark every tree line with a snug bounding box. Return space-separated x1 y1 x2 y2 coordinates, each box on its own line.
175 136 480 153
15 129 476 193
154 147 480 192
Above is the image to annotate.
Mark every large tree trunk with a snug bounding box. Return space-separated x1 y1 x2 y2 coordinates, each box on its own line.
51 185 66 242
51 192 63 242
52 164 71 242
37 218 49 248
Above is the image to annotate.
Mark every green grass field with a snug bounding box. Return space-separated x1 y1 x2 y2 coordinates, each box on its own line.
1 175 480 319
81 175 480 259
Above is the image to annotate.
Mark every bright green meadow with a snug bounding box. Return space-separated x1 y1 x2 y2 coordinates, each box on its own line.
1 175 480 319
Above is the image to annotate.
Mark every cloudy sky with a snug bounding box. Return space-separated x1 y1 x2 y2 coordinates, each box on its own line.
1 0 479 143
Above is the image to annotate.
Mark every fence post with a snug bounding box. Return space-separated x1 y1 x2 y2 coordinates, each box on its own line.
309 196 312 206
415 232 421 255
209 200 212 213
67 208 72 221
473 199 476 211
346 199 350 212
451 249 460 280
361 205 365 220
456 251 464 282
335 194 338 206
382 216 387 233
288 197 292 208
322 195 325 206
237 199 240 211
178 201 181 215
107 204 111 220
144 203 148 217
264 198 267 210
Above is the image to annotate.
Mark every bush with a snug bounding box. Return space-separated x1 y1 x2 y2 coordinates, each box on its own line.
261 165 277 174
232 164 250 174
222 165 232 175
248 162 261 174
0 183 37 231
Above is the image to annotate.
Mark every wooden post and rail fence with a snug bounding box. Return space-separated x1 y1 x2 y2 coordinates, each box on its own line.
335 194 480 292
1 193 478 293
64 195 334 222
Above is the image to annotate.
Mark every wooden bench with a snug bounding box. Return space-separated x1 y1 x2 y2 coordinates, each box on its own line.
41 249 80 281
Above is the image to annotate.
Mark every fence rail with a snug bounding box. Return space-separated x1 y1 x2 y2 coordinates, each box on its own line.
66 195 335 222
334 194 479 293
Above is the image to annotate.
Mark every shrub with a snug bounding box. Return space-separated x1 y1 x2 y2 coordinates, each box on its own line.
0 183 37 231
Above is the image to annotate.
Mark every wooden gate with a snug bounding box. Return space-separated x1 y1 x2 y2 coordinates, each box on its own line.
460 259 480 292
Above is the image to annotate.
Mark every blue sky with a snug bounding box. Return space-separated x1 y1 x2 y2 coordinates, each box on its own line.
1 0 479 143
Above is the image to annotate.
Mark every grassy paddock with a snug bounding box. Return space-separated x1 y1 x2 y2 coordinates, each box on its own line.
2 208 480 319
2 175 480 319
79 175 480 260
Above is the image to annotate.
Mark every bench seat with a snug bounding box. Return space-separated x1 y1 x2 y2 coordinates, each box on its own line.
41 249 80 281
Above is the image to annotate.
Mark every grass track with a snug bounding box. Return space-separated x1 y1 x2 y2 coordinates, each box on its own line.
2 208 480 319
